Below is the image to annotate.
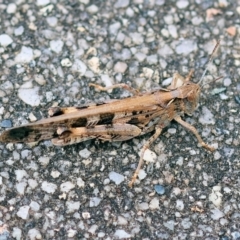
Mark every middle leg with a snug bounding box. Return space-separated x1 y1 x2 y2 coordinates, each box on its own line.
128 126 163 187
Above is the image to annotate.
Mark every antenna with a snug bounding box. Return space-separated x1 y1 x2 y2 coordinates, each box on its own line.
201 76 223 87
198 40 220 85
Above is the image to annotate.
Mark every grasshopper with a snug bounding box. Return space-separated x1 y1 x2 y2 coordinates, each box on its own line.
0 41 220 187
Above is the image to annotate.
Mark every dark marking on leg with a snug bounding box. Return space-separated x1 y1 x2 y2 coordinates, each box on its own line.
76 106 89 110
71 118 88 128
127 117 140 124
98 113 115 125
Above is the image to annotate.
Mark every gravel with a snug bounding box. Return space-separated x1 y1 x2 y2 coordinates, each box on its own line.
0 0 239 239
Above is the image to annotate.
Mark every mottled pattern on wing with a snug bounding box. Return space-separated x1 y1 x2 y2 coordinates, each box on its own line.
0 88 182 143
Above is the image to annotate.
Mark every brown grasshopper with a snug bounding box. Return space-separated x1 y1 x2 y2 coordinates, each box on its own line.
0 41 220 187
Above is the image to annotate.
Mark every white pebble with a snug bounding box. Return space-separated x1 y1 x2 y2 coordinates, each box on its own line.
17 206 30 220
82 212 91 219
7 3 17 14
16 182 27 195
37 0 50 6
209 186 222 207
41 181 57 194
88 225 98 235
168 25 178 38
72 59 87 75
176 40 197 55
79 148 91 158
18 86 41 106
88 57 100 73
219 93 229 100
40 4 53 15
109 171 124 185
21 149 31 159
89 197 102 207
156 0 165 5
79 0 90 4
158 44 173 57
15 46 34 63
98 232 105 238
28 229 42 240
117 215 128 225
114 61 128 73
191 16 203 25
114 229 131 239
176 0 189 9
130 32 144 45
143 149 157 163
223 77 232 86
66 201 80 212
168 128 176 134
20 80 33 89
138 202 149 210
199 106 215 125
121 48 131 60
176 199 184 211
0 34 13 47
218 0 229 7
223 187 231 193
109 22 121 35
149 197 160 210
164 15 174 25
28 179 38 189
100 74 114 88
86 5 99 13
146 55 158 64
162 77 173 86
60 181 75 192
15 170 28 182
50 40 64 53
142 67 154 78
6 143 14 151
16 66 25 75
138 169 147 180
104 178 110 185
172 187 181 195
0 107 4 114
134 52 146 62
164 220 175 231
29 112 37 122
12 228 22 240
189 149 196 155
46 91 53 102
77 177 85 188
161 28 169 38
211 87 226 95
211 208 224 220
30 201 40 211
38 156 50 166
67 229 77 238
114 0 130 8
51 170 60 178
46 16 58 27
61 58 72 67
33 49 41 58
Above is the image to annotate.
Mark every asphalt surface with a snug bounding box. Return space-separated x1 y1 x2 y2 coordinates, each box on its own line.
0 0 239 239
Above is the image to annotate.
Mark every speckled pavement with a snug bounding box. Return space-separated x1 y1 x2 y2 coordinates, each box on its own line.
0 0 239 239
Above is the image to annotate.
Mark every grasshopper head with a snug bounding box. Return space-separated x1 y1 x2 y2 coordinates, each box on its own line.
182 82 201 115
